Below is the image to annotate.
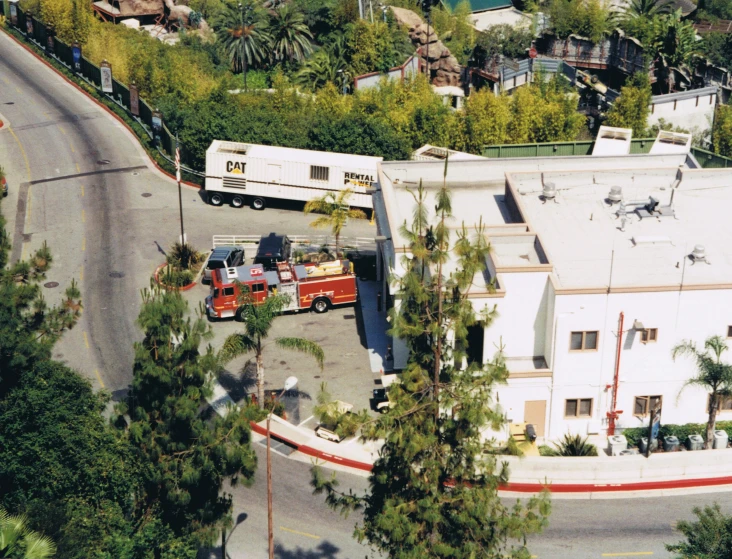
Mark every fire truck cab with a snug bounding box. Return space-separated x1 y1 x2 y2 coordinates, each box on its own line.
205 260 358 319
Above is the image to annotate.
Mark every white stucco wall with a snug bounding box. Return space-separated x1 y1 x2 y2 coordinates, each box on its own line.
647 88 717 135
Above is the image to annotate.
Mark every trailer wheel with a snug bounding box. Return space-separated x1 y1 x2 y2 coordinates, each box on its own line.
231 195 245 208
312 297 330 314
209 192 224 206
251 197 266 210
235 306 245 321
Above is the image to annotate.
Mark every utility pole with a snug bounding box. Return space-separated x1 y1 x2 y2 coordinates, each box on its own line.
175 135 185 244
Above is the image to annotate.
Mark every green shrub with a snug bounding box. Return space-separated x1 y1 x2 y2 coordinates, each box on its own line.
160 267 194 288
166 242 206 271
538 444 555 456
547 433 598 456
621 421 732 448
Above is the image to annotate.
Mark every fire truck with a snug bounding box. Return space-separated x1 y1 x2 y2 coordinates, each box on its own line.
205 259 358 319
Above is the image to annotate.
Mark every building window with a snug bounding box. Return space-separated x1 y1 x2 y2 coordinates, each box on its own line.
634 395 662 416
640 328 658 343
727 325 732 338
710 394 732 412
252 283 264 293
570 331 599 351
310 165 329 182
223 287 235 297
565 398 593 418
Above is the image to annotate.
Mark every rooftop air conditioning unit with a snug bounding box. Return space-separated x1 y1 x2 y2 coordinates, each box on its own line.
226 267 238 280
608 186 623 204
608 435 628 456
542 182 557 201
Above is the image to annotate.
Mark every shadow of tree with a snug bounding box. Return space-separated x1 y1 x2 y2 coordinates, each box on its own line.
218 361 258 403
274 540 344 559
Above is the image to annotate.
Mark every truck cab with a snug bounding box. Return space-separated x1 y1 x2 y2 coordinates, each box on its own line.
205 264 276 319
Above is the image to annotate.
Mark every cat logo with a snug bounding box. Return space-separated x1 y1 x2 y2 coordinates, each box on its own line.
226 161 245 174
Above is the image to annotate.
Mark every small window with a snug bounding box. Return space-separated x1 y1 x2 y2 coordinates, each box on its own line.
252 283 264 293
565 398 593 418
213 288 220 298
570 331 599 351
641 328 658 343
310 165 329 182
207 260 225 270
223 287 235 296
711 394 732 411
634 395 662 416
727 325 732 338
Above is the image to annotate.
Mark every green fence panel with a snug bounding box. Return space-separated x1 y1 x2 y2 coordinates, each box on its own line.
55 39 72 68
139 100 153 130
692 148 732 169
82 58 101 87
482 138 658 159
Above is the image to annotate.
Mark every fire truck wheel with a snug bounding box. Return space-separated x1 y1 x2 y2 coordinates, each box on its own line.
235 307 245 321
209 192 224 206
251 197 266 210
231 195 245 208
312 297 330 314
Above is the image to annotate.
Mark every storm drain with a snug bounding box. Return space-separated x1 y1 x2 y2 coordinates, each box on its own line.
141 193 152 198
43 281 59 288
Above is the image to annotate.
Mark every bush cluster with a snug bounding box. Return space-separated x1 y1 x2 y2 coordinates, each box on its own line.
621 421 732 448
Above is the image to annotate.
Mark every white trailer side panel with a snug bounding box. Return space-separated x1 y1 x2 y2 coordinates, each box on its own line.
205 141 381 209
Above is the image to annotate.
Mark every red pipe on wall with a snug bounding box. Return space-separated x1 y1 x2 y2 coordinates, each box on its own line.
607 312 624 436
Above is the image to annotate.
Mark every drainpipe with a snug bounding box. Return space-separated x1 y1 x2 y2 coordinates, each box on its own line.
607 311 624 435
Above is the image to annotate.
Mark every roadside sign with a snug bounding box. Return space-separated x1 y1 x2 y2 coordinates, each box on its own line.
529 47 538 59
651 409 661 440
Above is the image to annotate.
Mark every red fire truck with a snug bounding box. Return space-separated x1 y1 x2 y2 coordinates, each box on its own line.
205 260 358 319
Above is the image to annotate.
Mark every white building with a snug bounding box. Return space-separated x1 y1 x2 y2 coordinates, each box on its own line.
374 136 732 441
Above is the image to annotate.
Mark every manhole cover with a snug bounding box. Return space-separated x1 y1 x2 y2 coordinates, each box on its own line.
109 271 125 278
131 172 140 176
44 281 59 288
141 192 152 198
97 159 110 165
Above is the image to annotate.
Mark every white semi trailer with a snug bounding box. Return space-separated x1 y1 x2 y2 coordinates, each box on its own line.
204 140 382 210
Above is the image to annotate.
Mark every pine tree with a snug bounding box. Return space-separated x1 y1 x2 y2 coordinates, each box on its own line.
116 286 256 542
313 170 550 558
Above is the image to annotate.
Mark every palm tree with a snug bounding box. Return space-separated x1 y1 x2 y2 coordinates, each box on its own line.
269 3 313 64
295 49 347 90
673 335 732 449
304 189 367 257
215 0 271 91
651 10 700 92
0 507 56 559
220 294 324 408
622 0 672 20
546 434 598 456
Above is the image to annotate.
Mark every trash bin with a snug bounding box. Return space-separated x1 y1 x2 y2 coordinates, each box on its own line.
663 435 679 452
714 430 729 449
639 437 658 454
608 435 628 456
686 434 704 451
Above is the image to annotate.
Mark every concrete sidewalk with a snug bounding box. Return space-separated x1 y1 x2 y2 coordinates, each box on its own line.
357 279 393 373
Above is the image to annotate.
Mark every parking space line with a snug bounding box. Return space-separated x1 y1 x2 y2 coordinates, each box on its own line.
601 553 653 557
58 125 66 135
297 415 313 427
70 143 75 153
279 526 320 540
77 163 81 174
83 331 90 349
8 126 31 180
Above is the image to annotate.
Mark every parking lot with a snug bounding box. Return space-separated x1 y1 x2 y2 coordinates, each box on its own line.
183 250 382 429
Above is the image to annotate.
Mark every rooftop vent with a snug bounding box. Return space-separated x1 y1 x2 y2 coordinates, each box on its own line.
608 186 623 204
691 245 709 265
542 181 557 202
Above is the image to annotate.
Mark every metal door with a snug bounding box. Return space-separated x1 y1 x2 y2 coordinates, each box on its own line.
524 400 547 437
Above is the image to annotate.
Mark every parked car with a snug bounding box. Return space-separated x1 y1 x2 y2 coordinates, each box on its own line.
372 388 392 413
204 246 244 283
254 233 291 271
314 400 354 443
315 425 342 443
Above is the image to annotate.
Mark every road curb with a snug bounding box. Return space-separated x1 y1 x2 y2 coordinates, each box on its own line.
253 421 732 494
0 28 200 190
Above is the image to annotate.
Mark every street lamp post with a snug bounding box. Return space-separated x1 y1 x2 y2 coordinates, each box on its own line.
267 376 298 559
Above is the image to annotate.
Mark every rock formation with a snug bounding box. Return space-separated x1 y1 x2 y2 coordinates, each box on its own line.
390 6 463 87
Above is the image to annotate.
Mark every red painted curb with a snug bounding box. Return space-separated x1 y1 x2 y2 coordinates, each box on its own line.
153 262 198 292
252 420 732 492
1 28 200 190
0 120 4 129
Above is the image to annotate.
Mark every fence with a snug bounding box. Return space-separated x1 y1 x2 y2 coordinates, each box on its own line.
0 1 203 177
481 140 732 168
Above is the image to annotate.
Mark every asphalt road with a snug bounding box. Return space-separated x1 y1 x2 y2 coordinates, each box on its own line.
1 28 730 559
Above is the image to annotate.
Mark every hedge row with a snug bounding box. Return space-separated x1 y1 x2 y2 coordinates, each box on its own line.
621 420 732 447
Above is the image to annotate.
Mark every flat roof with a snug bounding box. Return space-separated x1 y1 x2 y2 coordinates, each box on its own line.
378 156 732 292
508 167 732 290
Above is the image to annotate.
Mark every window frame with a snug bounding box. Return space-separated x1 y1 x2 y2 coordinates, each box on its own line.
727 325 732 338
640 328 658 343
252 283 265 293
634 395 662 417
310 165 330 182
222 286 235 297
569 330 599 352
564 398 593 418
